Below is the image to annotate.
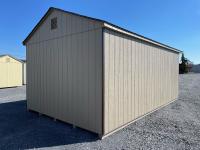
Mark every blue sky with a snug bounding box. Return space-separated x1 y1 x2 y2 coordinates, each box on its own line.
0 0 199 64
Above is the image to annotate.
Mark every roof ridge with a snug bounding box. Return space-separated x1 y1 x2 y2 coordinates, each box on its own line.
22 7 182 53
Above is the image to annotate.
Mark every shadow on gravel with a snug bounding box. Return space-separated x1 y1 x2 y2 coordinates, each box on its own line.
0 100 98 150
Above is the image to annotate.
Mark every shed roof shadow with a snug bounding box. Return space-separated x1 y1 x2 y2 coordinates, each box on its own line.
0 100 98 149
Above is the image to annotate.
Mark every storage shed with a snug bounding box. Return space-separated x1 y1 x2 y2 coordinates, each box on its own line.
23 7 181 138
0 54 23 88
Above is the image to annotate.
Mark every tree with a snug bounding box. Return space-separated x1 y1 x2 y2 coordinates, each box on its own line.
179 53 189 74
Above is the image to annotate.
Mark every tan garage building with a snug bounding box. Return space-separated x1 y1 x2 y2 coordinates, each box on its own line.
23 7 181 138
0 54 23 88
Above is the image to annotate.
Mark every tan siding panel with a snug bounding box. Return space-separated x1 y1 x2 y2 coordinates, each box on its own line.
26 12 102 134
103 29 179 134
104 30 109 133
27 10 103 45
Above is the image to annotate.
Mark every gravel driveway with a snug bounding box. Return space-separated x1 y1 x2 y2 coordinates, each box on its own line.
0 74 200 150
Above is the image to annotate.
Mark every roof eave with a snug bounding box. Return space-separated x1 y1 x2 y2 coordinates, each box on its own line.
22 7 54 45
0 54 24 63
22 7 105 45
103 23 182 54
22 7 182 54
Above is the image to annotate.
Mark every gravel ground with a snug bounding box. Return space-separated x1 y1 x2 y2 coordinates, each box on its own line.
0 74 200 150
0 86 26 103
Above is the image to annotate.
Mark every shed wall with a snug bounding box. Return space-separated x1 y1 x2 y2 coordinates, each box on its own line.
0 56 22 88
103 29 179 134
26 10 103 134
23 62 26 84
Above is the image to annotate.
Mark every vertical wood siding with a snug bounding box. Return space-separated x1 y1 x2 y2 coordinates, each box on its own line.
0 56 22 88
26 10 103 134
103 29 179 134
22 62 26 84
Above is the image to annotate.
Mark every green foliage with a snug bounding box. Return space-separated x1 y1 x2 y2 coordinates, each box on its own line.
179 53 189 74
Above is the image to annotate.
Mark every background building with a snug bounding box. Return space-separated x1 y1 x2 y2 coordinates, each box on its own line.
0 54 23 88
